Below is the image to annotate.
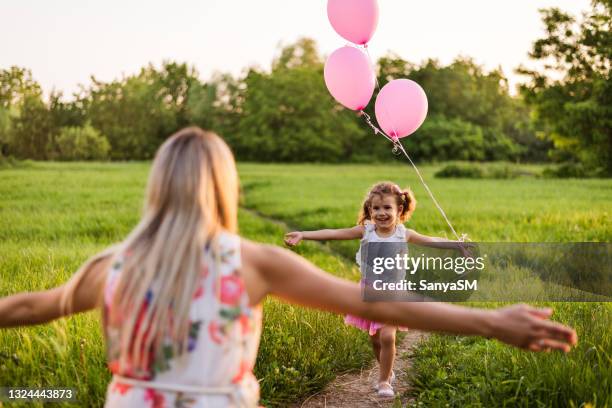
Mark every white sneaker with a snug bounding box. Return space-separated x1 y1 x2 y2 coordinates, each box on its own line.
377 381 395 398
373 370 395 390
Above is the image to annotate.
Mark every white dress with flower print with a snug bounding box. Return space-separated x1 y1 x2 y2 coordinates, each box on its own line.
103 232 262 408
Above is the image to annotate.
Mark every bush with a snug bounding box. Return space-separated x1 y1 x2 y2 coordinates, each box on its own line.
404 116 486 161
435 162 537 179
486 163 532 179
0 154 31 170
482 128 522 161
541 162 610 178
55 125 110 160
435 163 485 178
0 154 19 169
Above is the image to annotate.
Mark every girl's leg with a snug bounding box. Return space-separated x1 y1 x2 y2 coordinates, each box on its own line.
370 331 381 362
377 325 396 383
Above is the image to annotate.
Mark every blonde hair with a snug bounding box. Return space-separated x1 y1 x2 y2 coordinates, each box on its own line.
64 127 239 375
357 182 416 226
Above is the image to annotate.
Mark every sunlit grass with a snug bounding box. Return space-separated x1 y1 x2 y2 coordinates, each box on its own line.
238 162 612 407
0 161 610 407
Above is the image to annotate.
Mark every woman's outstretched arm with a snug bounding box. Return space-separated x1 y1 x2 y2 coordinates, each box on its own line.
0 255 110 328
284 226 364 246
0 287 66 328
244 240 577 352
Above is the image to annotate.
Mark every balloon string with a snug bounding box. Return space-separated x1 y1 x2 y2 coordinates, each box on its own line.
394 140 467 242
362 46 401 150
359 110 391 142
363 46 383 94
361 46 466 241
359 110 467 242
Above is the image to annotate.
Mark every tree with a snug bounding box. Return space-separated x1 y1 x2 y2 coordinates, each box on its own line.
403 115 486 161
153 61 200 129
367 56 530 161
55 124 110 160
0 67 52 158
10 93 54 159
272 38 322 71
233 38 365 162
0 106 11 156
186 73 242 143
49 91 86 129
84 62 200 159
0 67 41 108
518 0 612 174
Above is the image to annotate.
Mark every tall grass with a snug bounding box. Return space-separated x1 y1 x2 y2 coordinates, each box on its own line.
238 162 611 244
237 162 611 407
410 302 611 407
0 162 610 406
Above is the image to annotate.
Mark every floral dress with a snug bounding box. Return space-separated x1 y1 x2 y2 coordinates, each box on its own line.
103 232 262 408
344 221 410 335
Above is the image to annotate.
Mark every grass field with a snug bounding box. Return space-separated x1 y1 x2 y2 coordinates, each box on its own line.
0 161 610 407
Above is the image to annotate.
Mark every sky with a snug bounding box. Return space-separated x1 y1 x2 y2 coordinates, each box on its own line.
1 0 591 98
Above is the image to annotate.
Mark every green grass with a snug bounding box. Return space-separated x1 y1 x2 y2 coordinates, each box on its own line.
1 161 611 407
410 302 611 407
238 162 610 242
238 162 612 407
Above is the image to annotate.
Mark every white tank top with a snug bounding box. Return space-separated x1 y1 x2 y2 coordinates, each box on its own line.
356 221 408 266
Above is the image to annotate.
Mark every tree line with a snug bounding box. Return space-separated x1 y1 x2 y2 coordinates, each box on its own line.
0 2 609 174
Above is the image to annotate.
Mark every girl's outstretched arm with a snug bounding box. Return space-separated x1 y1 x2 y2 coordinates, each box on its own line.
243 240 577 352
407 229 458 245
284 225 363 246
406 229 473 256
0 255 110 328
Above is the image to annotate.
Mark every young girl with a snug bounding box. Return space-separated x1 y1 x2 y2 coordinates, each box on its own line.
0 127 576 407
284 182 474 396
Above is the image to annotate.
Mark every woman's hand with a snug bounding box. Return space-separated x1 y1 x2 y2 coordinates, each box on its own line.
457 242 476 258
284 231 303 247
248 242 578 354
489 304 577 352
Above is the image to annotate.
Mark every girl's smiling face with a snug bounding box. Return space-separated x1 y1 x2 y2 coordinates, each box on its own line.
370 194 403 231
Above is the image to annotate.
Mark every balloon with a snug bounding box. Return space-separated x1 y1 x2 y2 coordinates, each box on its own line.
374 79 428 138
327 0 379 45
324 46 375 110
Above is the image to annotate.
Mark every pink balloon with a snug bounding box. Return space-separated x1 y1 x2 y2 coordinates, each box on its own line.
327 0 379 45
375 79 428 138
324 46 375 111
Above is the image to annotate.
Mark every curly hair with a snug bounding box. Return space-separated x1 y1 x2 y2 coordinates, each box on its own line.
357 182 416 226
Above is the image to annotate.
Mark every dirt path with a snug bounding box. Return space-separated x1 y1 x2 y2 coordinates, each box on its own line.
296 331 427 408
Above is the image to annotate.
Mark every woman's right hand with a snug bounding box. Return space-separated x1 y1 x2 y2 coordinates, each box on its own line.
284 231 303 247
246 242 578 354
489 304 577 352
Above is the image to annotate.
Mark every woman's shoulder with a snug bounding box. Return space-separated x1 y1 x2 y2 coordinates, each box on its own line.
216 230 241 249
235 237 285 306
208 230 242 269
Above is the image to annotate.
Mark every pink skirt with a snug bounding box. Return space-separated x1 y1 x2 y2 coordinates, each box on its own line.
344 314 409 336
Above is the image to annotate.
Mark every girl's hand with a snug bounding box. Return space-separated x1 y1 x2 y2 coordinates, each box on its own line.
489 304 577 352
284 231 303 247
